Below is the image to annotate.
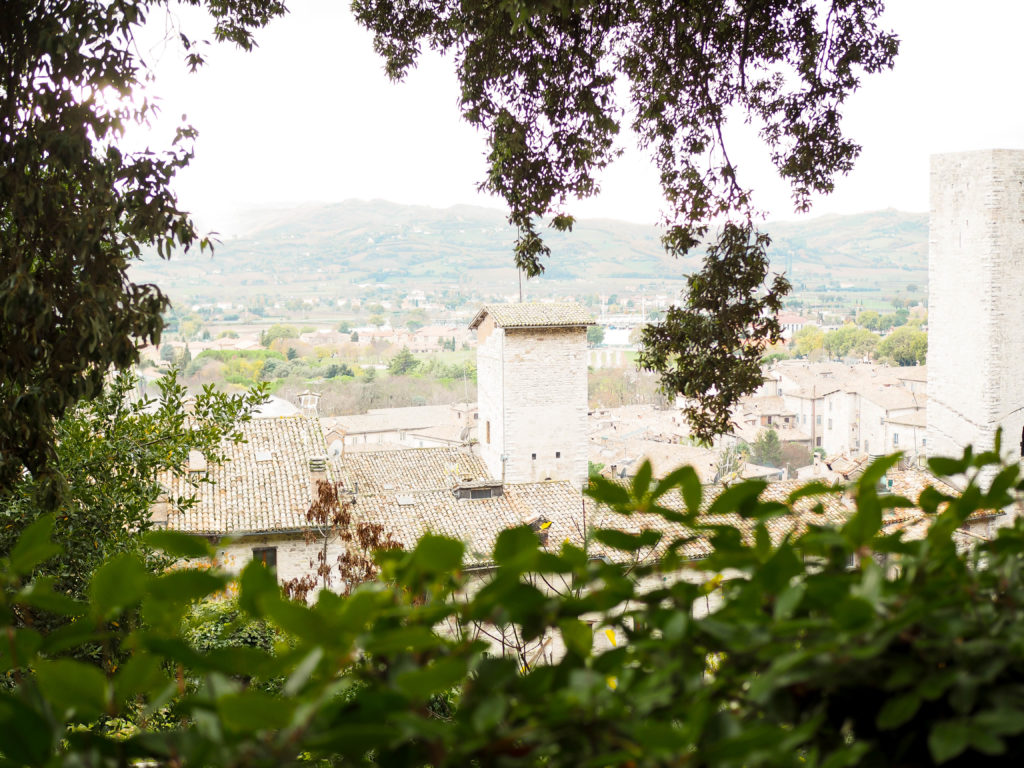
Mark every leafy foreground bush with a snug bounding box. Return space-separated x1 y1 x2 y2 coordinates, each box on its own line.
3 448 1024 766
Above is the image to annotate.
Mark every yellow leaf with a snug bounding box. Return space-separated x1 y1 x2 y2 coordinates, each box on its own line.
606 675 618 690
540 521 552 530
604 629 617 647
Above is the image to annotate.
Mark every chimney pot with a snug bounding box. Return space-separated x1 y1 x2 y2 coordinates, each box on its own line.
309 456 328 501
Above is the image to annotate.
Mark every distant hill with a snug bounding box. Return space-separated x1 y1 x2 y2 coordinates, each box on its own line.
132 200 927 294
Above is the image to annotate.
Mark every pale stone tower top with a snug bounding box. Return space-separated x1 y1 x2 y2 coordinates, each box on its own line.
926 149 1024 467
471 302 594 489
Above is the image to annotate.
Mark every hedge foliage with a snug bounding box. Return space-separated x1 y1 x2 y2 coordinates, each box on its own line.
2 446 1024 766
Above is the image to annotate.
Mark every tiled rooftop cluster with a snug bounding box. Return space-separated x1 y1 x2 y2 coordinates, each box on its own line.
765 361 928 406
338 446 489 494
164 416 330 536
469 301 595 329
163 418 995 567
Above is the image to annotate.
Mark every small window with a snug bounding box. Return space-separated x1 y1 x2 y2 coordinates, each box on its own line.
815 437 822 447
893 433 899 446
555 451 561 458
922 437 927 447
531 453 537 460
252 547 277 575
816 415 822 425
486 421 491 444
470 488 491 499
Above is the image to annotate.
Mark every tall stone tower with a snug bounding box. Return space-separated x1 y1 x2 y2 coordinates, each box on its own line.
470 302 594 488
927 150 1024 464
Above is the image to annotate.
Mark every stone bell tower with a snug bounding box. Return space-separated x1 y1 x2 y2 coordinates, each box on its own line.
927 150 1024 465
470 302 594 489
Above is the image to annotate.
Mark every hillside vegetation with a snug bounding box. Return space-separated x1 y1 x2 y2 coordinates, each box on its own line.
131 201 927 294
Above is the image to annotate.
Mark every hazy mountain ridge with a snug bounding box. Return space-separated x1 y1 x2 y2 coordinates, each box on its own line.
138 200 927 288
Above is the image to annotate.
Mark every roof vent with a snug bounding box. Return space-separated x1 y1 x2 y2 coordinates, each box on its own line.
255 450 273 463
396 494 416 506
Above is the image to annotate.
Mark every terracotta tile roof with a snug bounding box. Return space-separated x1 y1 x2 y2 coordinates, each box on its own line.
469 302 595 329
164 416 329 536
337 446 489 495
165 428 1000 562
355 481 587 566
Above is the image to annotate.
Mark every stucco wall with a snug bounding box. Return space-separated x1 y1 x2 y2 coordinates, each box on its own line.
928 150 1024 463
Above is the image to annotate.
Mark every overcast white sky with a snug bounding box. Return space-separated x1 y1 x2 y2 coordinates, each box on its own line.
130 0 1024 235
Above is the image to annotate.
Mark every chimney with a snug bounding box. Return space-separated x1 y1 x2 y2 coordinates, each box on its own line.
298 390 322 417
150 494 170 529
309 456 327 502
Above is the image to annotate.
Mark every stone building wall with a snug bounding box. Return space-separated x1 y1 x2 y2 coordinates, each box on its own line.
475 314 506 481
216 533 347 592
928 150 1024 464
499 327 590 488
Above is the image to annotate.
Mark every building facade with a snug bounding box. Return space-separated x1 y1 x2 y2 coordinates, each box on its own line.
471 303 593 489
927 150 1024 464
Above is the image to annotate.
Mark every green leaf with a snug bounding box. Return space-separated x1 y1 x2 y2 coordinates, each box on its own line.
859 453 901 491
35 659 108 721
876 692 920 730
586 474 631 506
114 653 168 705
217 690 295 732
89 553 150 618
143 529 214 559
929 719 970 763
0 693 53 766
974 708 1024 736
593 527 661 553
0 627 41 673
652 464 699 502
928 455 968 478
149 568 227 603
773 581 806 620
15 578 86 617
493 525 540 571
707 480 767 517
237 558 281 617
558 618 593 657
679 464 703 513
471 694 506 733
9 514 59 575
410 534 464 573
843 491 882 548
394 657 468 701
632 459 653 499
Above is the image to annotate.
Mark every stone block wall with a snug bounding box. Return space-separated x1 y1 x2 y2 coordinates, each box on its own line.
928 150 1024 463
500 327 590 488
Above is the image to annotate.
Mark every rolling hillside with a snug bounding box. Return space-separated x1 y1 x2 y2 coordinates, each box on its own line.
130 200 927 296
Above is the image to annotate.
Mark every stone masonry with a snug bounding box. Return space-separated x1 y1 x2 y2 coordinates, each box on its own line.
927 150 1024 464
473 304 592 488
